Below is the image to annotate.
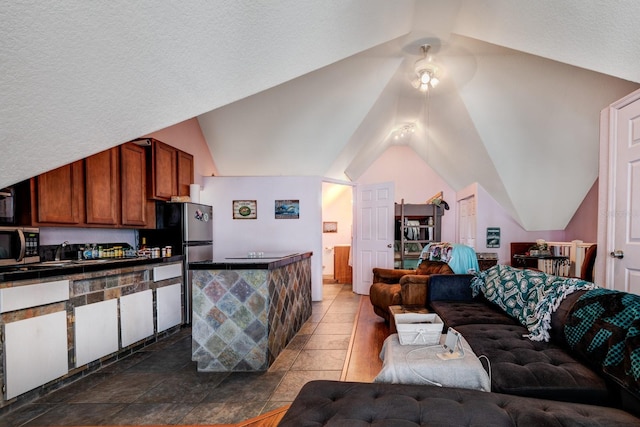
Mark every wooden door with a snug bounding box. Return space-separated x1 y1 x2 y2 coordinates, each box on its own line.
609 92 640 294
85 148 119 225
177 150 194 197
353 182 394 295
151 140 177 200
120 143 147 226
34 161 84 224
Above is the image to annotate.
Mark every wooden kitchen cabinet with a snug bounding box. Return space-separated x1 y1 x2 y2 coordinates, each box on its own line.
18 138 191 227
31 161 84 225
85 147 119 225
177 150 194 197
149 140 177 200
334 245 353 284
120 143 148 226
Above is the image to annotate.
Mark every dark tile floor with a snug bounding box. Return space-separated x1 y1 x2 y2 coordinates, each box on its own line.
1 283 359 426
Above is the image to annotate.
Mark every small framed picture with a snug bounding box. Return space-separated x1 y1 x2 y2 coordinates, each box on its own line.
486 227 500 248
323 221 338 233
275 199 299 219
233 200 257 219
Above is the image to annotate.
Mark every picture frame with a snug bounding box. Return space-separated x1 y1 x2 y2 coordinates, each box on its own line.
233 200 257 219
486 227 500 248
275 199 299 219
323 221 338 233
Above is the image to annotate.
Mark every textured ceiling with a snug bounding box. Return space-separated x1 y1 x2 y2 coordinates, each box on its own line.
2 1 640 230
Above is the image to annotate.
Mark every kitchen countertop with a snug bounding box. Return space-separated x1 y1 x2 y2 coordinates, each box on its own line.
0 255 184 282
189 251 312 270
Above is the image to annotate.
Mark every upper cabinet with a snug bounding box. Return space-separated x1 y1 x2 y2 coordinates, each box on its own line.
148 139 194 201
30 161 84 225
177 150 194 197
85 148 119 225
120 143 149 227
18 139 193 228
150 140 177 200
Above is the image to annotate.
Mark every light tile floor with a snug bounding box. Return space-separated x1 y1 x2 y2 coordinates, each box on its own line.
1 282 360 426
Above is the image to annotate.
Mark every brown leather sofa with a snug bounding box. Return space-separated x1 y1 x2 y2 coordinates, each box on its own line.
369 260 453 323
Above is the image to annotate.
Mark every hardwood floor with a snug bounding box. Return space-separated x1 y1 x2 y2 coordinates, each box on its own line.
341 295 388 382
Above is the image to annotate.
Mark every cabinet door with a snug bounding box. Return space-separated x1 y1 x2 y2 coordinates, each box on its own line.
334 246 353 284
120 289 154 347
4 311 69 399
151 140 177 200
177 150 194 197
34 161 84 224
120 143 147 226
85 147 119 225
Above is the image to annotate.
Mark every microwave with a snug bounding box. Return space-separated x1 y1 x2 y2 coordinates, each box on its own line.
0 226 40 267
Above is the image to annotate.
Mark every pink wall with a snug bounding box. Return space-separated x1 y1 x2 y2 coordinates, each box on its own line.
357 145 457 242
564 179 598 243
354 145 596 266
458 183 566 264
144 118 217 185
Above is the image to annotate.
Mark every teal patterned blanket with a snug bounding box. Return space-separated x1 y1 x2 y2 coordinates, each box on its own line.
471 265 596 341
565 288 640 394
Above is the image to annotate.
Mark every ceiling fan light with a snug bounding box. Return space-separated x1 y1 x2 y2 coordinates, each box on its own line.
430 76 440 87
420 71 431 84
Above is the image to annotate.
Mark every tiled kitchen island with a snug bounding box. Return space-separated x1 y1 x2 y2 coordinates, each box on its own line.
189 252 312 372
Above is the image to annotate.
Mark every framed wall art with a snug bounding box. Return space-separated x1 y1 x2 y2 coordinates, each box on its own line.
275 200 299 219
233 200 257 219
486 227 500 248
323 221 338 233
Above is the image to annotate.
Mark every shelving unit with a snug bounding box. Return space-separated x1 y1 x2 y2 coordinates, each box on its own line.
395 199 443 269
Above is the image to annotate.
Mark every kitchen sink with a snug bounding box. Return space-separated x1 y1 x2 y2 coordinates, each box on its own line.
25 257 144 270
31 260 75 267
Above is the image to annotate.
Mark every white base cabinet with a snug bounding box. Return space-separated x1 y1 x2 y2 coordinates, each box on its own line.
120 289 154 347
157 283 182 332
74 299 119 367
4 311 68 399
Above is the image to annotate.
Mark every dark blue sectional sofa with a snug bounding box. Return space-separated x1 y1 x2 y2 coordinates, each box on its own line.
279 267 640 426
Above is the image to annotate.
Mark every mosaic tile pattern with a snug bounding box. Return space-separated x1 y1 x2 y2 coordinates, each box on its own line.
268 258 312 365
192 258 311 371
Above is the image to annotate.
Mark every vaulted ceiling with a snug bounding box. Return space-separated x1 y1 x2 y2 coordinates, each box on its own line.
2 1 639 230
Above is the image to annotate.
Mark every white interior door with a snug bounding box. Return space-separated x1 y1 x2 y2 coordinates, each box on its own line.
353 182 394 295
458 195 476 248
609 94 640 294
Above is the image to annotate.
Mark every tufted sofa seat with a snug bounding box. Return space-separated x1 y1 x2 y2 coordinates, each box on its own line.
426 273 640 412
454 323 612 405
279 380 640 426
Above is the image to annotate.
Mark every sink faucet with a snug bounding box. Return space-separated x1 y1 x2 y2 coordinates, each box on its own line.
55 241 69 261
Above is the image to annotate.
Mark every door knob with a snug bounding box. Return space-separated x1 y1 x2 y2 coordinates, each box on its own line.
610 250 624 259
387 244 392 248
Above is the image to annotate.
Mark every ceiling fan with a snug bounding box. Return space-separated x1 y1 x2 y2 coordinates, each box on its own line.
411 44 442 91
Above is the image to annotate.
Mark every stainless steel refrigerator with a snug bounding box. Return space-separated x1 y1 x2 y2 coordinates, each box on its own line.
152 202 213 324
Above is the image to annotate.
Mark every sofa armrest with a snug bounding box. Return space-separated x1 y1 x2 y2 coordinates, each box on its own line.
427 274 475 302
372 268 415 284
399 275 430 306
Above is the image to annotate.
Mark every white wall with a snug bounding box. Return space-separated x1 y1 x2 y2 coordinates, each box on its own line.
200 176 324 301
321 182 353 277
